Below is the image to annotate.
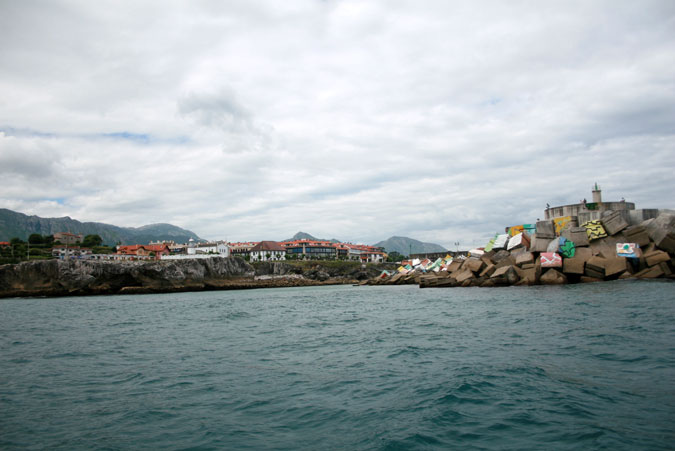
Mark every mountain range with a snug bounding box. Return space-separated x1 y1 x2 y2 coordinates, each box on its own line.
0 209 201 245
283 231 446 256
373 236 447 256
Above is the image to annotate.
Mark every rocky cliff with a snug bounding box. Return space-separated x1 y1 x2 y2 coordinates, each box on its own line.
0 258 396 298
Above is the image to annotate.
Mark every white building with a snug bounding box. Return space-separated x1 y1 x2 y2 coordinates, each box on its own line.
249 241 286 262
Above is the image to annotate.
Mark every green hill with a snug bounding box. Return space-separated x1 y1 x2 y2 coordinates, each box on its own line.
0 208 201 245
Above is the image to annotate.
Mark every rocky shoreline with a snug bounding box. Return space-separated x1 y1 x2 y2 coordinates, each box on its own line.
0 258 394 298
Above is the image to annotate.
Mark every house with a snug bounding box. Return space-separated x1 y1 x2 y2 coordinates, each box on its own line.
229 242 258 259
249 241 286 262
52 246 93 259
116 244 171 260
187 240 229 256
53 232 83 245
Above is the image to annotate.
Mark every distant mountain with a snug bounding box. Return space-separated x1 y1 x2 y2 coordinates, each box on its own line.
283 231 340 243
374 236 447 256
0 208 201 245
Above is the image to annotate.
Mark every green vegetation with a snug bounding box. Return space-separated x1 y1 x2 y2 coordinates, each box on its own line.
386 251 407 262
1 234 54 264
82 234 103 247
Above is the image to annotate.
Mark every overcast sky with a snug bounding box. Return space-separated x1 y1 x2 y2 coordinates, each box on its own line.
1 1 674 249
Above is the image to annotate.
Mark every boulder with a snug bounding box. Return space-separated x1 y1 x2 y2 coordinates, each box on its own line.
580 276 603 283
540 269 567 285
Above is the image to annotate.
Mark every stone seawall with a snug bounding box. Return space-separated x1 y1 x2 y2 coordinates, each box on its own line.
0 258 396 298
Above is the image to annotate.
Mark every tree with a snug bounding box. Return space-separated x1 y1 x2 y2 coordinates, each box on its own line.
82 234 103 247
386 251 407 262
28 234 44 245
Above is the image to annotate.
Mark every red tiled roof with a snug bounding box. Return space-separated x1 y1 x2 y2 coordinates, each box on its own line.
251 241 286 252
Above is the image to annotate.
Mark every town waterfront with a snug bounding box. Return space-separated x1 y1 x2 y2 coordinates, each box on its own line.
1 282 674 449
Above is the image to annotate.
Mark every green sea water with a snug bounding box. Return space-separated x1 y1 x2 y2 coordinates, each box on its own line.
1 281 674 449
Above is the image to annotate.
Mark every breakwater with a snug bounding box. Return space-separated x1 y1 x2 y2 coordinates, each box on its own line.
370 212 675 288
0 258 394 298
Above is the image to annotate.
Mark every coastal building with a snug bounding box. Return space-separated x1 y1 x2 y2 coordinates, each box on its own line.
116 244 171 260
279 239 386 262
52 246 93 259
545 184 660 225
187 240 229 257
53 232 83 245
249 241 286 262
282 239 338 259
229 241 258 259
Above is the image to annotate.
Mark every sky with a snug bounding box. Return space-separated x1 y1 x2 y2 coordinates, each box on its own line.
1 0 674 249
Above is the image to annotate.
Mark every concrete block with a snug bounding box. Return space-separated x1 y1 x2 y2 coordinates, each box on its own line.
601 211 629 235
465 257 486 274
536 220 556 239
490 265 519 285
563 256 585 275
582 220 608 241
479 264 496 277
553 216 576 236
540 269 567 285
521 263 535 270
540 252 562 268
529 233 550 253
492 249 511 263
587 255 607 272
519 267 538 284
659 261 673 276
455 269 475 283
634 266 664 279
515 252 534 267
644 250 671 267
585 267 605 279
624 225 651 247
492 234 510 250
580 276 603 283
447 260 462 273
645 212 675 246
604 257 629 278
616 243 641 258
507 232 530 251
562 227 590 247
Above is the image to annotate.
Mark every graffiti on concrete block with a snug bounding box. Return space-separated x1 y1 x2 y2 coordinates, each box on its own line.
582 220 608 241
558 237 576 258
540 252 563 268
553 216 573 236
616 243 641 258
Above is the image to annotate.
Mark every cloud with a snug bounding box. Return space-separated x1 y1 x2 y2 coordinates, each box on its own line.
1 0 674 248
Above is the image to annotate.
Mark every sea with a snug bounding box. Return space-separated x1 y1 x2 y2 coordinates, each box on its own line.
1 280 674 450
